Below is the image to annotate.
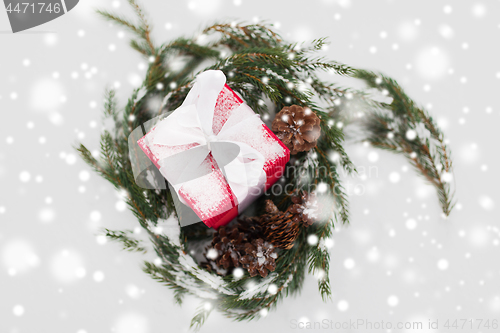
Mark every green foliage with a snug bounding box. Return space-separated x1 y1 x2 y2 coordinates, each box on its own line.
190 303 214 331
103 229 146 253
353 69 455 216
75 2 456 330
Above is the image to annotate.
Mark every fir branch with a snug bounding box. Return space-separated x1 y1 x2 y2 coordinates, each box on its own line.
97 0 156 56
103 229 146 253
75 144 108 180
353 69 455 216
190 303 214 331
103 88 118 118
173 289 186 305
95 10 141 35
307 242 332 300
206 24 250 47
78 9 456 330
130 39 150 56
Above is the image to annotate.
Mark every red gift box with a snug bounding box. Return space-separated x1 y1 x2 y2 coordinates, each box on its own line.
138 82 289 229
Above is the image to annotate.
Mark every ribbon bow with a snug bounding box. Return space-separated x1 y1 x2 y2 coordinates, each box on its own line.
152 70 266 206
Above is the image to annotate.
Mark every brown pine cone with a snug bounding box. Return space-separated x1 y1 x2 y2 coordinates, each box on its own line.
259 199 300 250
272 105 321 155
209 225 247 269
239 238 277 278
260 204 300 250
288 192 318 227
265 199 280 215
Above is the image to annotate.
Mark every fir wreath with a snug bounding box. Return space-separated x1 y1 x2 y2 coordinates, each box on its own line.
76 1 455 330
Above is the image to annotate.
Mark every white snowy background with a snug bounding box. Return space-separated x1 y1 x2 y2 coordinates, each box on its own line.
0 0 498 332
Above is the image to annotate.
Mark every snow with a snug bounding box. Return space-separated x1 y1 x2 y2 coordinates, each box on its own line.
307 234 319 245
415 47 450 80
187 0 222 16
238 273 279 300
89 210 101 222
316 182 328 193
13 305 25 316
367 151 379 162
389 172 401 183
115 201 127 212
93 271 105 282
472 3 486 18
19 171 31 182
478 195 494 211
398 21 419 41
387 295 399 307
114 313 149 333
175 247 237 296
267 284 278 294
30 79 65 112
337 300 349 311
38 208 56 223
2 240 40 274
158 215 181 246
78 170 90 182
43 34 58 45
437 259 449 271
405 218 417 230
367 247 380 263
128 73 142 88
343 258 355 270
65 154 77 165
125 284 143 299
405 129 417 140
50 249 85 283
206 248 218 260
232 267 244 279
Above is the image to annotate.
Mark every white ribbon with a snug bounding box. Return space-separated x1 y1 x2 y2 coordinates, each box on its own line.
152 70 266 207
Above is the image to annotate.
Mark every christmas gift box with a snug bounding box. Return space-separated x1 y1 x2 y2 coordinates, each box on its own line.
138 70 290 229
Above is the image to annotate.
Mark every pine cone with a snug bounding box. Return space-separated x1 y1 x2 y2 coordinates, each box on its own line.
259 200 299 250
204 220 275 278
288 192 318 227
236 216 263 239
239 238 277 277
272 105 321 155
260 212 299 250
265 199 280 215
209 225 247 269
